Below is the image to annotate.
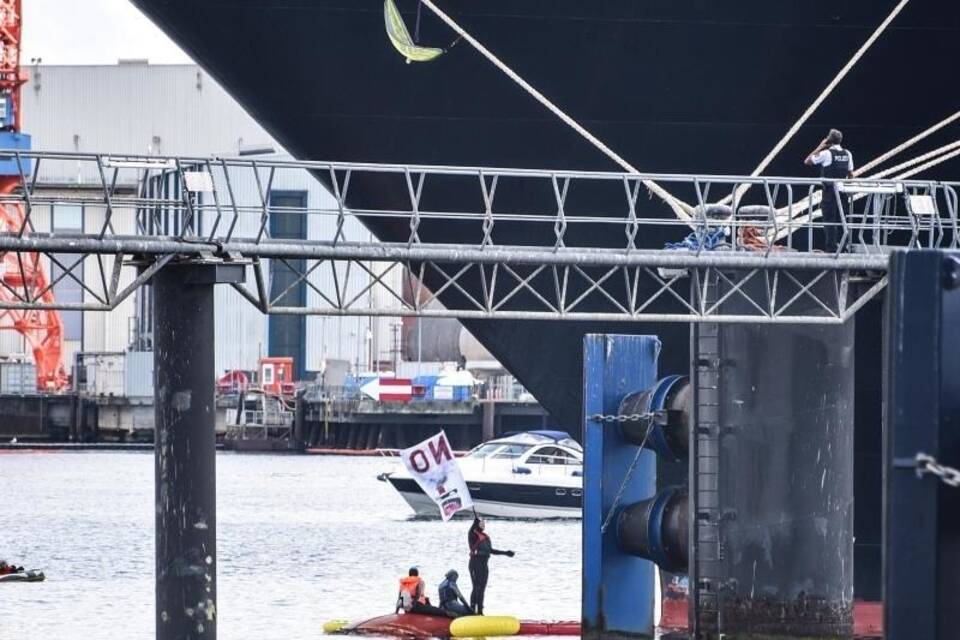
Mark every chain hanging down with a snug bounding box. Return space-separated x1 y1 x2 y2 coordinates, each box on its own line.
591 413 657 534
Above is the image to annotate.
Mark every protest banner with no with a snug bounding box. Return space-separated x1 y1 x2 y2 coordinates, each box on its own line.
401 431 473 520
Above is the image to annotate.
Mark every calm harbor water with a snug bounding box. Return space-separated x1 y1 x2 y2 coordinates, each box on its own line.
0 452 580 639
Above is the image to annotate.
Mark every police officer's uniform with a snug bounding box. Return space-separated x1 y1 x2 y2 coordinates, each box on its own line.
811 145 854 252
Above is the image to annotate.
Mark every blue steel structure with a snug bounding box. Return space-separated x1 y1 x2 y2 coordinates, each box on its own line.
0 131 29 175
630 374 688 463
582 334 661 639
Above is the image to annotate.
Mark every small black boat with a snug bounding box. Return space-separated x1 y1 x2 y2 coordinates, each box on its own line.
0 570 45 583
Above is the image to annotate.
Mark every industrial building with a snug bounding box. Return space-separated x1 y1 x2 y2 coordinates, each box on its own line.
0 61 536 440
4 61 404 384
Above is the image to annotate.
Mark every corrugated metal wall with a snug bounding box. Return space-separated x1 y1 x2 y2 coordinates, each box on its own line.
3 63 402 382
22 63 272 167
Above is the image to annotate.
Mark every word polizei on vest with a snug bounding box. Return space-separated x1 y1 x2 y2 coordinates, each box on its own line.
821 147 851 179
401 431 474 520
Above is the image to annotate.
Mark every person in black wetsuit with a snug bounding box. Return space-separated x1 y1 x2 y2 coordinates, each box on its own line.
438 569 472 617
467 516 514 615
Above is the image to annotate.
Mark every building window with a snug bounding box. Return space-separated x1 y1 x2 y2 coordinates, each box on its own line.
268 191 307 380
51 204 84 341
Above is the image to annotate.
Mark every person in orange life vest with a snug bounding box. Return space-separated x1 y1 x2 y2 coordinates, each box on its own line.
468 517 515 615
396 567 450 617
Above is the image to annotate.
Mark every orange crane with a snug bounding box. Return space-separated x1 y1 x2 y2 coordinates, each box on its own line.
0 0 67 391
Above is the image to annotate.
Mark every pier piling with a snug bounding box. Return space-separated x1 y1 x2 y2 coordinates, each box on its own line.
153 262 244 640
582 334 660 639
885 251 960 639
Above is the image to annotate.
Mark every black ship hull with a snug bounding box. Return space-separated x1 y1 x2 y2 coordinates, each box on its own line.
129 0 960 426
131 0 960 600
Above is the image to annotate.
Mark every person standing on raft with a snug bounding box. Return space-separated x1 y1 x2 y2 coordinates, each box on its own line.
467 516 515 615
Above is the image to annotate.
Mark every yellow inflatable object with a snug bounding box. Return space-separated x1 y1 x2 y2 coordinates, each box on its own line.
383 0 445 64
449 615 521 638
322 619 350 634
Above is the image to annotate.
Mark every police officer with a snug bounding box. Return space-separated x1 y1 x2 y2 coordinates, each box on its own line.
805 129 854 252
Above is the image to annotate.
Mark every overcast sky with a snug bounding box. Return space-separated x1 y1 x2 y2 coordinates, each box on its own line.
22 0 193 65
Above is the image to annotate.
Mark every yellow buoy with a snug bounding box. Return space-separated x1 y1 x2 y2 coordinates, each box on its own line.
449 615 521 638
322 619 350 634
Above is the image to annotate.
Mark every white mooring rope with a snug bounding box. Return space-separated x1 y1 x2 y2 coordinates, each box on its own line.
725 0 912 205
869 138 960 180
417 0 695 222
418 0 950 243
891 145 960 181
855 109 960 176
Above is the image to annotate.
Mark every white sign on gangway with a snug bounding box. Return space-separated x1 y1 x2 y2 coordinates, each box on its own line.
400 431 473 521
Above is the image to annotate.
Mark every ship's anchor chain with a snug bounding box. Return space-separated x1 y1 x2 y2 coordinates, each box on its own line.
589 413 653 424
895 452 960 488
587 413 657 534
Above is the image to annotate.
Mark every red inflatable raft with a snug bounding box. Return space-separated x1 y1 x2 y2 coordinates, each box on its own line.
343 614 455 638
338 614 580 638
518 621 580 636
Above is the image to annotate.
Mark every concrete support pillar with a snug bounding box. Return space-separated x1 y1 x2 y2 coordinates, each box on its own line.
70 393 79 442
706 270 855 638
293 388 306 449
482 400 495 442
153 262 243 640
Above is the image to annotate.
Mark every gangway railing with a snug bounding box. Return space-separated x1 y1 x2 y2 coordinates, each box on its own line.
1 149 957 323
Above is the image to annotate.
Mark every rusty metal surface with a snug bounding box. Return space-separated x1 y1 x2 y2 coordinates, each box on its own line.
720 593 853 638
710 275 855 638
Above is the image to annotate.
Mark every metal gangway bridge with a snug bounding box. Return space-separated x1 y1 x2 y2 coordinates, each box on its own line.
1 150 957 325
3 149 959 640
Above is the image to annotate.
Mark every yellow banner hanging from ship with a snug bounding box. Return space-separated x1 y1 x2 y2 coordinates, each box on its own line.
384 0 444 63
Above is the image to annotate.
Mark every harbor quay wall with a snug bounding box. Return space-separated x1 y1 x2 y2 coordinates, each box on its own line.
0 392 551 450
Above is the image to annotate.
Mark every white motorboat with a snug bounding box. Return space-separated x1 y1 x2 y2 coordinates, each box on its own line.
381 431 582 519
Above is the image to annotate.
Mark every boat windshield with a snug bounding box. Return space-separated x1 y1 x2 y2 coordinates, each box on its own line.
527 446 583 466
467 443 533 459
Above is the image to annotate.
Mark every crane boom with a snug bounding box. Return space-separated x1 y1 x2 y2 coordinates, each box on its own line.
0 0 68 391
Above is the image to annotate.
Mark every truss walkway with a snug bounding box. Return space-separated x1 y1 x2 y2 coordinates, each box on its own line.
0 150 957 323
